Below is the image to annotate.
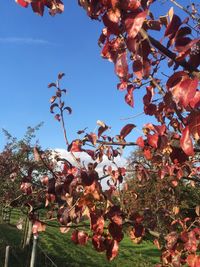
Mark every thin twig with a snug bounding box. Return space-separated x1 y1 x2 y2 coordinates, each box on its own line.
96 140 137 147
140 29 200 80
120 112 144 121
170 0 199 21
149 75 165 95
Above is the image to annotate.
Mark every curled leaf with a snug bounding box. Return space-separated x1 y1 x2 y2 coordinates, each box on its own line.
50 103 59 113
58 72 65 80
50 96 57 103
48 82 57 88
120 124 136 139
64 106 72 114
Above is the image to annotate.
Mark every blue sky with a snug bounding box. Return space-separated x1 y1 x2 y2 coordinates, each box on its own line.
0 0 195 152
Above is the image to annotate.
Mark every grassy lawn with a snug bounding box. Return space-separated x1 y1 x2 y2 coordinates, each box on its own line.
39 226 160 267
0 209 160 267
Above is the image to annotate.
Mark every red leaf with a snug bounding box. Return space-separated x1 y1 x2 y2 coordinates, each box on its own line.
185 231 197 253
165 231 178 250
32 221 46 235
153 124 166 135
177 38 200 58
136 136 144 148
187 254 200 267
125 86 134 107
175 37 192 52
178 78 198 107
172 180 178 187
141 59 151 79
125 10 148 39
133 59 143 79
167 72 198 108
111 0 118 9
98 125 109 138
81 171 97 186
147 134 159 148
132 224 145 238
68 140 82 152
189 91 200 109
180 126 194 156
20 182 32 195
108 222 124 242
188 111 200 141
165 14 182 39
144 103 157 115
50 103 59 113
41 176 49 186
31 1 45 16
77 127 88 135
146 20 161 31
143 86 154 105
106 239 119 261
126 37 137 53
102 11 120 35
133 59 151 79
50 96 57 103
121 0 141 11
90 212 105 235
71 230 89 245
58 72 65 80
54 114 60 121
115 52 128 79
16 0 29 8
175 26 191 39
117 81 128 91
143 148 152 160
166 71 186 89
87 133 97 145
64 106 72 114
48 82 57 88
92 235 106 252
120 124 136 139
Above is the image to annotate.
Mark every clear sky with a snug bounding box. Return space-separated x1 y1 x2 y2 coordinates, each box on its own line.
0 0 195 152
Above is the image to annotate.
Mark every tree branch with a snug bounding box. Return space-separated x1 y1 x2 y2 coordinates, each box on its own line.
140 29 200 79
96 140 137 147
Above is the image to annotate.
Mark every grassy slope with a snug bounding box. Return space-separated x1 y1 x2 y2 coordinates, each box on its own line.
0 224 32 267
0 222 160 267
39 226 160 267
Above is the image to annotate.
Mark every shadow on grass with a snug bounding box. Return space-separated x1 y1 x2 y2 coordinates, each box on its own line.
0 224 22 246
39 228 160 267
0 223 161 267
0 224 32 267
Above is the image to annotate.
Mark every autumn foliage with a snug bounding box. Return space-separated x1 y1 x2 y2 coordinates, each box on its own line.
4 0 200 265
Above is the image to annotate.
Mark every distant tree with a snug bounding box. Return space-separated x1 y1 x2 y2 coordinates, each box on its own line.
121 149 200 238
0 123 48 207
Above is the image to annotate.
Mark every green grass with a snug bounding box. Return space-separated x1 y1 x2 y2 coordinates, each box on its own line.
0 209 160 267
39 226 160 267
0 224 32 267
